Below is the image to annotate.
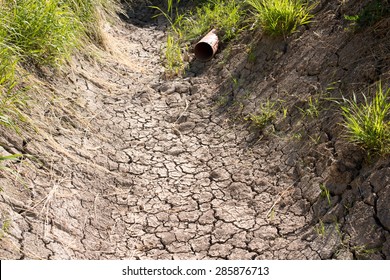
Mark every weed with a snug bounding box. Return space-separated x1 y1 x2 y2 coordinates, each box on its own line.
245 99 280 129
151 1 187 76
216 93 230 107
0 219 11 240
325 80 341 93
0 153 23 164
167 0 179 14
340 82 390 155
269 208 276 220
0 44 18 88
0 8 18 86
0 0 112 67
164 33 185 77
320 183 331 206
151 2 185 37
245 44 257 63
291 132 302 140
232 76 240 90
309 133 321 144
333 220 345 241
247 0 315 37
298 96 320 118
315 219 326 236
282 107 288 118
352 245 381 259
247 50 256 63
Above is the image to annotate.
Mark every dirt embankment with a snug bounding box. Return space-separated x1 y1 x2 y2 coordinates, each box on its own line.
0 0 389 259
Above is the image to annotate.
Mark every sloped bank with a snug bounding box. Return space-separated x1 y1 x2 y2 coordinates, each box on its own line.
0 0 389 259
199 0 390 259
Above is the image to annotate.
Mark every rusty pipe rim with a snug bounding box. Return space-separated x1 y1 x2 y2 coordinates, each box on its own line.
194 29 219 61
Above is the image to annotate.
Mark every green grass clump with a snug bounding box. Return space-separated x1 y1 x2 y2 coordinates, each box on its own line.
0 9 19 85
298 96 320 118
181 0 244 42
0 46 18 89
0 0 114 69
341 82 390 155
66 0 116 45
0 219 11 240
165 33 185 77
0 27 25 132
320 183 331 206
1 0 81 66
247 0 315 36
245 99 280 129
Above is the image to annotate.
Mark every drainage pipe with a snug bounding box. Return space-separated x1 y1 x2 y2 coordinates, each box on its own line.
194 29 219 61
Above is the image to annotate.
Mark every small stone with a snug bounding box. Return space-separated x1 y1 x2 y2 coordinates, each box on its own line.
177 122 195 133
175 82 191 93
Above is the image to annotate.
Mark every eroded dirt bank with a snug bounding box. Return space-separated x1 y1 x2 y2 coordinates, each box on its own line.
0 0 389 259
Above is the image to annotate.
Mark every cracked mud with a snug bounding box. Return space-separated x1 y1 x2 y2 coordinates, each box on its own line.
1 0 390 260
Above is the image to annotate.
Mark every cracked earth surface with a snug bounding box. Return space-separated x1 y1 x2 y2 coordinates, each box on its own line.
1 0 390 260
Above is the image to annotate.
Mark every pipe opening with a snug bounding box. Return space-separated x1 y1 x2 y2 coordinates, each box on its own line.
194 42 215 61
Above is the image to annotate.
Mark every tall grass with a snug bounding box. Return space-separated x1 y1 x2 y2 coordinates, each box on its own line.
0 24 22 130
1 0 81 66
341 82 390 155
66 0 116 45
0 0 115 68
0 7 19 86
151 1 186 76
165 33 185 77
247 0 315 36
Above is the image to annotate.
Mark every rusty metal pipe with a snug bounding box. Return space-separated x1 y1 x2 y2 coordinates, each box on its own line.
194 29 219 61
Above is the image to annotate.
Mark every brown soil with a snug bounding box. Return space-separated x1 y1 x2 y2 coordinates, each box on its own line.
0 0 389 259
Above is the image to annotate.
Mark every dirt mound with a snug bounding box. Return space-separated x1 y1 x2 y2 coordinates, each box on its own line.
0 0 389 259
